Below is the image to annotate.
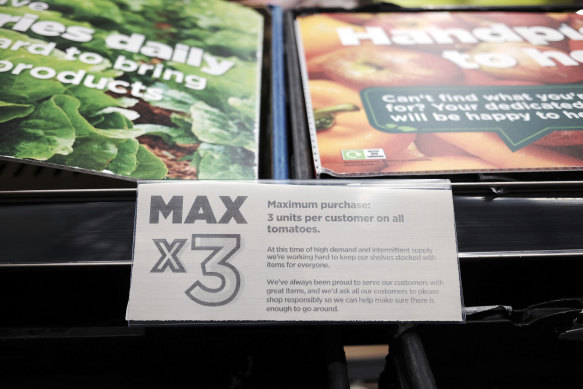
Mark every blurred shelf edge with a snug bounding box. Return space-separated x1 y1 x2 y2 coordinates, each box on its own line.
2 185 583 266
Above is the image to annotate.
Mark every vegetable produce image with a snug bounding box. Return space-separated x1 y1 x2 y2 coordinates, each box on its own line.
314 46 464 89
0 0 263 180
310 80 415 173
297 10 583 176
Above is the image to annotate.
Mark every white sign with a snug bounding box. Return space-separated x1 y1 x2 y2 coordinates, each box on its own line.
127 181 463 322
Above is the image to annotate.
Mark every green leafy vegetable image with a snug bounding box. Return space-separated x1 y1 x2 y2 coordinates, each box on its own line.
0 0 263 180
0 96 77 160
0 101 34 124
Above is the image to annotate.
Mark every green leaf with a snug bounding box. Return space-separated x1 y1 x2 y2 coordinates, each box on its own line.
228 96 256 130
0 64 66 104
0 95 76 160
0 101 34 124
95 111 133 130
130 145 168 179
204 29 261 59
107 138 139 176
134 122 199 145
89 115 106 127
194 143 255 180
93 127 145 139
114 0 164 12
45 96 123 171
171 58 258 111
52 95 96 138
190 101 255 150
49 134 118 171
49 0 125 24
0 29 113 104
65 86 121 117
177 0 262 48
148 83 198 113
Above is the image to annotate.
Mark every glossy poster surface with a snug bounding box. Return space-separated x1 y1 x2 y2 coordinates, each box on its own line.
296 11 583 176
0 0 263 180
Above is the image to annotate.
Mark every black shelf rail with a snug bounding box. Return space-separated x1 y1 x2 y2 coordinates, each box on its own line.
2 185 583 266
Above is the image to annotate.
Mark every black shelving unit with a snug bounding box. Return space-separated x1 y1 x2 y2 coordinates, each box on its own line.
2 177 583 387
2 4 583 389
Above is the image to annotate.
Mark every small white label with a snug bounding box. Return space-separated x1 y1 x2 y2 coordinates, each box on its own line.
341 148 386 160
364 148 386 159
127 181 463 322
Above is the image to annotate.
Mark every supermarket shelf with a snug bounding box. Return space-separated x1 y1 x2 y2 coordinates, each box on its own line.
6 4 583 389
2 186 583 266
1 183 581 332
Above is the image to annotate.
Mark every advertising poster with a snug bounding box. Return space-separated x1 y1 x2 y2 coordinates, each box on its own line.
296 11 583 176
0 0 263 180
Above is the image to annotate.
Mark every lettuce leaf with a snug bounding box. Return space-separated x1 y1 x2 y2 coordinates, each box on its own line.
48 0 125 24
130 145 168 179
65 86 121 117
0 101 34 124
107 138 139 175
190 101 255 150
192 143 255 180
49 133 118 171
134 122 199 145
0 95 77 160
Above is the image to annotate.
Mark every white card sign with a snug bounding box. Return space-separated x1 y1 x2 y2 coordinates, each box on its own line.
126 180 463 322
